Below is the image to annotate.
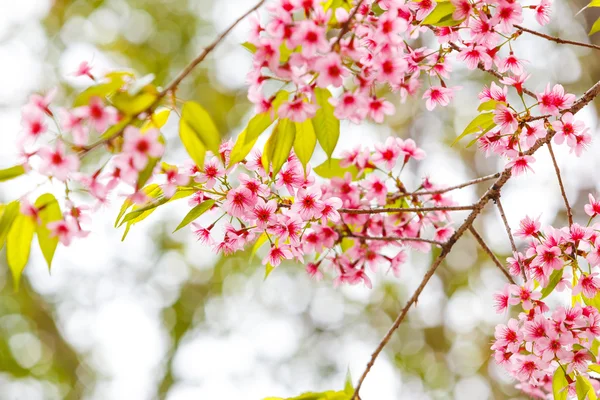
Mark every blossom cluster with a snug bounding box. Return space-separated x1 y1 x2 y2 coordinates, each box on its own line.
247 0 550 123
186 136 456 287
492 197 600 398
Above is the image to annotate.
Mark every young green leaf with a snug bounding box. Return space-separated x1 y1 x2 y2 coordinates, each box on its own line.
6 213 36 290
421 2 462 26
0 164 26 182
313 88 340 159
0 201 20 251
229 91 289 166
453 112 496 145
173 199 215 232
111 91 158 115
590 17 600 36
73 71 132 107
314 158 362 180
294 119 317 170
552 367 569 400
34 194 62 270
251 232 269 260
241 42 257 53
576 374 596 400
262 118 296 176
180 119 207 168
181 101 221 155
541 268 563 299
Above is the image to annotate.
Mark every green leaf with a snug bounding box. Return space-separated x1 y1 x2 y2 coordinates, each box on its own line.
453 112 496 145
589 0 600 7
265 263 275 279
590 364 600 374
552 367 569 400
242 42 257 53
313 88 340 159
314 158 361 180
344 370 354 396
0 201 20 251
173 200 215 232
111 91 158 115
73 71 131 107
294 119 317 170
180 119 207 168
541 268 563 299
116 184 162 227
576 374 596 400
477 100 505 112
421 2 463 26
262 118 296 176
181 101 221 155
6 213 35 290
0 165 26 182
34 194 61 270
229 91 289 166
141 108 170 132
590 17 600 36
99 116 132 140
251 232 269 261
119 197 167 226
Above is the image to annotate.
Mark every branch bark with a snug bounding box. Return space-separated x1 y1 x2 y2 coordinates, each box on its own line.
515 24 600 52
547 141 573 226
469 226 516 284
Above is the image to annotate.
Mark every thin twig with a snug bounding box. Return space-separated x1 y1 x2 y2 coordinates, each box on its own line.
343 233 444 247
515 24 600 52
392 173 501 199
332 0 366 49
469 226 516 284
547 142 573 226
80 0 266 155
339 205 474 214
351 79 600 400
495 196 527 282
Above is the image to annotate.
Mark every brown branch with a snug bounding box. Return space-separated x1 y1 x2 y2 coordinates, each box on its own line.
351 79 600 400
332 0 366 49
547 142 573 226
495 196 527 282
392 173 501 199
469 226 516 284
80 0 266 155
343 233 444 247
339 205 474 214
515 24 600 52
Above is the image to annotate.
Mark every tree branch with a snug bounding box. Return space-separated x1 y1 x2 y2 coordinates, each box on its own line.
391 172 501 199
342 232 444 247
495 196 527 282
515 24 600 52
547 141 573 226
469 226 516 284
351 79 600 400
332 0 366 49
339 205 474 214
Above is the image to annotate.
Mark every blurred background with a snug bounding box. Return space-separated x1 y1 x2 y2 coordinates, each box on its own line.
0 0 599 399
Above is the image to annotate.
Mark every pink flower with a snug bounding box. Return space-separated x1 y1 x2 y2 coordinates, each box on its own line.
534 244 562 272
497 54 526 75
493 104 518 134
122 127 165 170
491 1 523 33
362 174 388 206
195 156 224 189
509 282 541 310
329 91 368 122
493 284 513 313
291 187 324 220
278 97 318 122
320 197 342 224
551 112 585 145
500 73 530 96
367 97 395 123
61 109 89 146
21 106 47 142
315 53 348 88
534 0 552 25
191 222 214 245
434 225 453 242
306 262 323 280
162 166 189 198
82 97 118 132
263 244 293 267
450 0 472 20
38 142 80 181
290 20 328 57
422 86 455 111
223 187 255 218
28 88 57 116
458 45 493 70
74 61 94 79
506 155 535 176
573 273 600 298
514 215 540 239
251 199 277 228
398 138 426 161
585 194 600 217
537 84 576 116
372 137 400 169
47 218 80 246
